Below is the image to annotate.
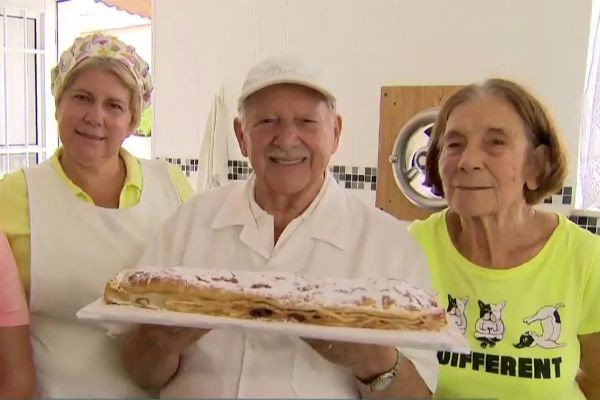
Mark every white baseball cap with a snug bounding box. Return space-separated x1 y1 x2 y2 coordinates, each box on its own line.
238 55 336 110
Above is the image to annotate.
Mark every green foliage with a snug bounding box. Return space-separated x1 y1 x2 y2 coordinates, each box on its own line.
136 107 152 137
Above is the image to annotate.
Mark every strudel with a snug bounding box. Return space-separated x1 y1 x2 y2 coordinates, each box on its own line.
104 267 446 331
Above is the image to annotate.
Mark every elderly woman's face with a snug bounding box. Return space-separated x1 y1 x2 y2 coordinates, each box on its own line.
56 68 133 166
235 84 341 197
438 94 537 217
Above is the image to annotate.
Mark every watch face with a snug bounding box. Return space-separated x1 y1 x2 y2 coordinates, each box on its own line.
371 373 395 391
361 348 401 392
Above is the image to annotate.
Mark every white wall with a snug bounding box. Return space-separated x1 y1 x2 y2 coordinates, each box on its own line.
153 0 592 203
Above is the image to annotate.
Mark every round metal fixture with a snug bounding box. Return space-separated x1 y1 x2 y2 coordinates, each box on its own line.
389 107 446 210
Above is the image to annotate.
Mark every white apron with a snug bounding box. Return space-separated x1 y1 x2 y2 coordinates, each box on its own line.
24 159 181 398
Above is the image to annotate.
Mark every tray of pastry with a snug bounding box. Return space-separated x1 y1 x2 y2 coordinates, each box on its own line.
77 267 470 353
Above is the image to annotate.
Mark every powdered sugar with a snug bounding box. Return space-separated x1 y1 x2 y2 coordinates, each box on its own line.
110 266 441 314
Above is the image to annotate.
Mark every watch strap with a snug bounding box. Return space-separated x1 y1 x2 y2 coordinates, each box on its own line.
355 347 402 392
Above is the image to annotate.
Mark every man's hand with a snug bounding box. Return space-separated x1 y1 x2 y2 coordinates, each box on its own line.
122 324 209 390
303 339 397 381
303 339 431 398
138 324 209 354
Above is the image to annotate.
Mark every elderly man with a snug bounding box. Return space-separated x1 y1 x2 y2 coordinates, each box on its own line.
122 56 438 398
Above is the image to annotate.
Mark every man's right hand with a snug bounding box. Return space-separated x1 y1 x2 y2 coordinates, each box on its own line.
137 324 209 354
122 324 209 390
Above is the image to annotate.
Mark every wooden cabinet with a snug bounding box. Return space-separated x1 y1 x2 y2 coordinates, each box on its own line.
376 85 462 221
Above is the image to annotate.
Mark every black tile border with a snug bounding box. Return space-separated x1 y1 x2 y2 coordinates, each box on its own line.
162 158 575 206
162 157 597 235
569 215 600 235
224 159 377 190
163 157 198 178
228 159 253 181
332 165 377 191
160 157 378 190
543 186 573 206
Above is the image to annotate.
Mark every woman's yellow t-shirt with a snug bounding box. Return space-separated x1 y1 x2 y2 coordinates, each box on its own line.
409 210 600 400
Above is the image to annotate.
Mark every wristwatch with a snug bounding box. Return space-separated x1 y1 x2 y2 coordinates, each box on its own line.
355 347 403 392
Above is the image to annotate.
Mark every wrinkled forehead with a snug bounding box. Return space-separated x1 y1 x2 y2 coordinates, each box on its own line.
450 94 517 120
444 94 529 137
63 65 133 102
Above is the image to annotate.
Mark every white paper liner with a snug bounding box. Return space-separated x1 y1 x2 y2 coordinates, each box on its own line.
77 297 470 353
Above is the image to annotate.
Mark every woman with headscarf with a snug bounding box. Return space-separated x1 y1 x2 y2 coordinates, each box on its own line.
0 33 193 397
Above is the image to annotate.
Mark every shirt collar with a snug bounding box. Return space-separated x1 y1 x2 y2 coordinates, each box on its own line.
246 173 328 222
305 173 351 250
211 171 351 250
49 146 142 197
247 175 269 221
119 147 143 191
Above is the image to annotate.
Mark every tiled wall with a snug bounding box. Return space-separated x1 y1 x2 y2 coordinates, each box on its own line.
164 157 597 235
331 166 378 191
228 160 252 181
164 157 199 178
227 160 378 191
569 215 600 235
543 186 574 206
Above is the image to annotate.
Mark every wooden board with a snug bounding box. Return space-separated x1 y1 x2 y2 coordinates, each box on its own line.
376 86 462 221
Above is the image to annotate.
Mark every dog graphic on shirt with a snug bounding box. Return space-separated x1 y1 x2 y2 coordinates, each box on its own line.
446 295 468 335
474 300 506 348
514 304 566 349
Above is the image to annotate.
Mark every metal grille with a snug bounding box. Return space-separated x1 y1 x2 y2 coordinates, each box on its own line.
0 4 50 176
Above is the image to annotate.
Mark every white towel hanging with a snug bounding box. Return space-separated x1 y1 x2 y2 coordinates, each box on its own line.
198 85 230 191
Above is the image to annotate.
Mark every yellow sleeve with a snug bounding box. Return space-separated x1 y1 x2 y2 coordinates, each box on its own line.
0 170 31 295
166 163 195 203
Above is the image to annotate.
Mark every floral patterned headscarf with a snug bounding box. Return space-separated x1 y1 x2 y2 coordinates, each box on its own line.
51 33 152 110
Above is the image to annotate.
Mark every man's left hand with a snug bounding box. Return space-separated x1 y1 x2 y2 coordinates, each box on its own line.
303 339 399 381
